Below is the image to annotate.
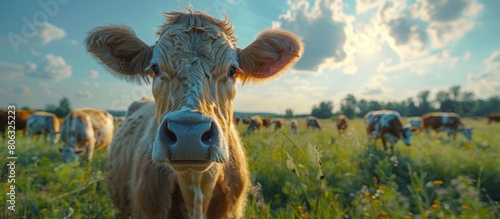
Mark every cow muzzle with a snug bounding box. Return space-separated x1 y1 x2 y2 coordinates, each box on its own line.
152 108 228 172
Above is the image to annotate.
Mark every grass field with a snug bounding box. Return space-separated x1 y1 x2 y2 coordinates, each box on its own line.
2 118 499 218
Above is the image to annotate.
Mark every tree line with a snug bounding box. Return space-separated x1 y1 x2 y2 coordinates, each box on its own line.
307 85 499 119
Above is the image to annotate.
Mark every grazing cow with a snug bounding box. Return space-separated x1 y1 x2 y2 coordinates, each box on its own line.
85 9 303 218
336 115 348 134
364 110 412 153
305 116 322 130
262 117 272 128
487 113 500 124
0 109 31 138
233 116 241 126
242 118 251 125
272 118 284 131
421 112 472 141
27 111 60 144
290 119 298 134
407 117 421 133
247 115 264 134
60 108 114 162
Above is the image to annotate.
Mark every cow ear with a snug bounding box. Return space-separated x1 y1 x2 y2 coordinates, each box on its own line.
237 29 303 84
85 26 153 84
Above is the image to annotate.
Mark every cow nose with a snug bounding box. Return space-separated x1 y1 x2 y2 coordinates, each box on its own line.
159 108 222 162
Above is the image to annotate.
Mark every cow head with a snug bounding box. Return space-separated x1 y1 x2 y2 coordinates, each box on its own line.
86 12 303 172
400 125 412 146
460 127 473 141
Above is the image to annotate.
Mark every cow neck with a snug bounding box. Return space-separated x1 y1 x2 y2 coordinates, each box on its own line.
177 169 219 219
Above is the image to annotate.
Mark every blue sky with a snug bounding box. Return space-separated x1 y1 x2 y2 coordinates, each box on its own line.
0 0 499 114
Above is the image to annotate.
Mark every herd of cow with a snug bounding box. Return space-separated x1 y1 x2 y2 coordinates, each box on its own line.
2 10 499 219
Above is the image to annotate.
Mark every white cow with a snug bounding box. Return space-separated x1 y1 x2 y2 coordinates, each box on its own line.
27 111 60 144
60 108 114 162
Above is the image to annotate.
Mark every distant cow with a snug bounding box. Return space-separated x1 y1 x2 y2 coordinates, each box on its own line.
421 112 472 141
247 115 264 134
60 108 114 162
86 9 303 218
407 117 421 132
487 113 500 124
364 110 412 153
233 116 241 126
242 118 251 125
0 109 31 138
306 116 322 130
27 111 60 144
290 119 298 134
262 117 272 128
272 118 284 131
336 115 348 134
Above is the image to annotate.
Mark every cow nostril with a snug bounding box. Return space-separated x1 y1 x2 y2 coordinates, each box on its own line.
165 125 177 143
201 122 216 144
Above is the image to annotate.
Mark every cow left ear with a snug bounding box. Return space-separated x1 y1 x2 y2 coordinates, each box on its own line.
237 29 304 84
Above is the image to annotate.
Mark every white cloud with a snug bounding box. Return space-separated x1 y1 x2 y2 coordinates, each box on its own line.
39 82 62 99
355 74 393 98
76 90 93 98
411 0 483 49
25 54 72 81
0 61 23 80
87 70 99 78
38 22 66 44
356 0 384 14
1 84 33 96
273 0 355 73
377 50 462 75
466 51 500 98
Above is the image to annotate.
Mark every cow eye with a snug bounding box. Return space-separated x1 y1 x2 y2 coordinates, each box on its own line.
152 65 160 76
227 66 237 78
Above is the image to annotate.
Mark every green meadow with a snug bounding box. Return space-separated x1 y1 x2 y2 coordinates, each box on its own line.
2 118 499 218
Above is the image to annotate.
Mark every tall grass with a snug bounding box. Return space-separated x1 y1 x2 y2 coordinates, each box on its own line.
1 118 499 218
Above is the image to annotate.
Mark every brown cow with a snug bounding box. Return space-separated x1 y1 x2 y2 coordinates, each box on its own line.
487 113 500 124
85 9 303 219
27 111 60 144
336 115 348 134
305 116 322 130
272 118 284 131
247 115 264 134
262 117 272 128
364 110 412 153
290 119 298 134
0 109 31 138
421 112 472 140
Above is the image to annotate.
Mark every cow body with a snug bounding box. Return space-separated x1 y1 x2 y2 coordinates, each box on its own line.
364 110 412 153
86 10 303 218
290 119 298 134
407 117 421 132
421 112 472 140
247 115 263 134
488 113 500 124
60 108 114 162
305 116 322 130
272 118 284 131
27 111 60 144
336 115 348 134
0 109 31 138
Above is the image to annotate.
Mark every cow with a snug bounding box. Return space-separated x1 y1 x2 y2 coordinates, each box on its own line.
364 110 412 153
0 109 31 138
272 118 284 131
305 116 322 130
487 113 500 124
336 115 348 134
290 119 298 134
233 116 241 126
60 108 114 162
26 111 60 144
407 117 421 133
262 117 272 128
247 115 264 134
85 9 303 218
242 118 251 125
421 112 472 141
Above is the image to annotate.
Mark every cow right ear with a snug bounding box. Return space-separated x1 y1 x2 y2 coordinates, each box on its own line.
85 26 153 84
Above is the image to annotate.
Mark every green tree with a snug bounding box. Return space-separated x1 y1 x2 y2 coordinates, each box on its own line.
45 97 72 118
340 94 357 118
311 101 334 119
284 108 294 118
417 90 432 114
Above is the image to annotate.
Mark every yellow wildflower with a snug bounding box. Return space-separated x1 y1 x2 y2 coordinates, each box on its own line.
365 191 371 198
403 215 413 219
414 187 422 192
378 185 387 190
297 205 303 214
432 203 440 209
433 180 444 186
302 212 309 219
461 204 469 210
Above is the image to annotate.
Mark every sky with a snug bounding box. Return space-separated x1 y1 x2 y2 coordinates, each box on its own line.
0 0 499 115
